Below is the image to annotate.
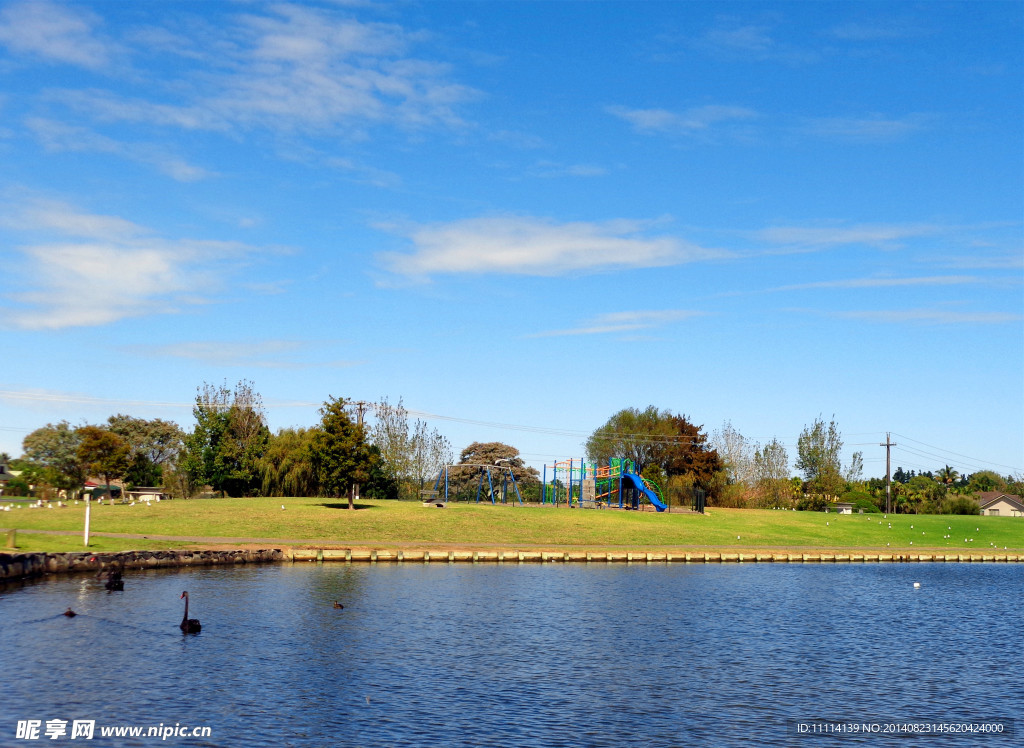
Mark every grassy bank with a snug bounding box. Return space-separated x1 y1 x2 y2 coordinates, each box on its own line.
2 497 1021 554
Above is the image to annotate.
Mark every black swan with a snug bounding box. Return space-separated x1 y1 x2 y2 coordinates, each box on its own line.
333 601 344 609
179 591 201 633
63 608 76 617
104 568 124 591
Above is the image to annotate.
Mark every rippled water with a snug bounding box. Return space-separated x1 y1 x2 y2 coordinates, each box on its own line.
2 562 1021 747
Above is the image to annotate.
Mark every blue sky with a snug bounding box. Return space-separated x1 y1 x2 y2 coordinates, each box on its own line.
0 0 1021 480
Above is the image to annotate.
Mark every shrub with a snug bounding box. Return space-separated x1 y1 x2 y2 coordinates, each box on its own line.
941 496 981 515
797 494 827 511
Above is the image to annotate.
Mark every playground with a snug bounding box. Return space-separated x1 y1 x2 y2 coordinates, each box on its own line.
429 458 703 513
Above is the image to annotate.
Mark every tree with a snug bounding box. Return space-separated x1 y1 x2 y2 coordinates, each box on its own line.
107 414 185 488
259 428 318 497
369 397 453 499
409 416 453 494
586 407 722 496
936 465 960 486
712 420 755 487
309 396 377 510
183 380 270 496
447 442 539 500
753 438 791 507
795 416 845 497
22 421 85 496
660 414 722 490
76 426 130 498
585 406 674 474
966 470 1007 494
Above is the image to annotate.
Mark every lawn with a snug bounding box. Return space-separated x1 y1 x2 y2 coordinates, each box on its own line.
2 496 1021 554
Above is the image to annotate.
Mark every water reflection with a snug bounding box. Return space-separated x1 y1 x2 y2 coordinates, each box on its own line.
2 563 1020 746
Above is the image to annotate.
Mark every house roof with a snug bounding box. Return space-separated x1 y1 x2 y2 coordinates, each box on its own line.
976 492 1024 511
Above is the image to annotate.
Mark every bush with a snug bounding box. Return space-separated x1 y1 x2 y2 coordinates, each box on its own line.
3 477 32 497
941 496 981 515
842 490 881 513
797 494 827 511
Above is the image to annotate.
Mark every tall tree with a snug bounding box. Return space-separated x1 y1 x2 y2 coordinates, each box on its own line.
586 406 722 492
753 438 791 506
712 420 755 486
410 416 454 494
370 397 453 499
936 465 960 485
585 406 675 474
22 421 85 495
107 414 185 487
76 426 131 498
660 414 723 489
795 416 846 497
183 380 270 496
310 396 377 510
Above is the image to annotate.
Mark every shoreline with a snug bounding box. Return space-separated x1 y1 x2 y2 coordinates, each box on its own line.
2 547 1021 582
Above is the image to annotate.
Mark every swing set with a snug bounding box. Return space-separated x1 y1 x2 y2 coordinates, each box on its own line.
430 463 524 505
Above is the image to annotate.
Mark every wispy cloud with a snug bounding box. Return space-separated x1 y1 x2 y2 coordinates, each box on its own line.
608 104 756 135
526 161 608 178
827 21 928 42
834 308 1022 325
379 216 729 278
125 340 362 369
755 222 942 250
771 275 983 292
1 198 265 330
47 4 476 136
26 117 213 182
530 310 706 338
691 21 816 64
0 0 114 70
803 113 928 142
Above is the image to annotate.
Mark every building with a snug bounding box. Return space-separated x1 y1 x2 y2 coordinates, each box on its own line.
976 492 1024 517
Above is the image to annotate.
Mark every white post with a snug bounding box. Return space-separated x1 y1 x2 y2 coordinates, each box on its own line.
83 493 91 546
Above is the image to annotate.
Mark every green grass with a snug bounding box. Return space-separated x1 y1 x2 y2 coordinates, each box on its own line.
2 497 1022 553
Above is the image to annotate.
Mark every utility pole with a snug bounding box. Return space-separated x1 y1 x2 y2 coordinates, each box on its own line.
351 401 371 505
881 432 896 513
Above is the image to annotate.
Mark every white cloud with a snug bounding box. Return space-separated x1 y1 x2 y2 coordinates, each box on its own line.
380 216 729 277
755 222 942 249
608 104 756 135
530 310 706 338
0 0 113 69
1 199 262 330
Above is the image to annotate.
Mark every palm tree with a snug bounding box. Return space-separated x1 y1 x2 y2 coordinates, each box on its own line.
937 465 959 485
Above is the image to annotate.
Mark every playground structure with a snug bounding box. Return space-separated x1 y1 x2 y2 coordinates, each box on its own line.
429 463 524 506
542 458 667 512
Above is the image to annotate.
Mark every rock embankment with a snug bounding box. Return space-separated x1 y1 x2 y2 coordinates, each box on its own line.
0 549 286 581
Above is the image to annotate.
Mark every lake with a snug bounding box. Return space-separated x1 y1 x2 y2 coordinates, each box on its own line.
2 562 1020 746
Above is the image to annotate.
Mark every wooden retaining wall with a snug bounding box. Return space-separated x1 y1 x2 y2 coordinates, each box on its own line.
2 548 1020 581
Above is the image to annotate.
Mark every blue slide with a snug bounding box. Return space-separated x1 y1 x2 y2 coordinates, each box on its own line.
621 472 667 512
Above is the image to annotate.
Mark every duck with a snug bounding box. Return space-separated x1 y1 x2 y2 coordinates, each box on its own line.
333 601 344 609
179 591 201 633
63 608 77 617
